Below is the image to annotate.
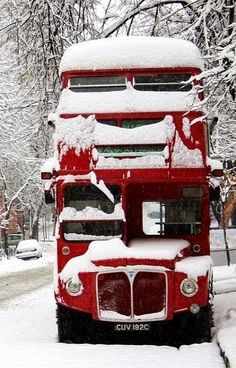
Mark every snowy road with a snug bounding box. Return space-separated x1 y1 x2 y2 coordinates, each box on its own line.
0 282 227 368
0 263 53 302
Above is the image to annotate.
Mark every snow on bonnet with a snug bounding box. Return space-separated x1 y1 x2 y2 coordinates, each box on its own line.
60 238 190 282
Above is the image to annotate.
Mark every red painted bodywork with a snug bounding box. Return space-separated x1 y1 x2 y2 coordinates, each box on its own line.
46 65 213 324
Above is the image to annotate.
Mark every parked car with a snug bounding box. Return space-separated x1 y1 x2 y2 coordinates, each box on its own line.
16 240 42 260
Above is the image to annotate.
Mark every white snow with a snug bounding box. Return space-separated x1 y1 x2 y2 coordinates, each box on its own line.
209 176 220 188
59 37 204 74
182 117 191 138
0 281 226 368
213 263 236 294
90 171 114 203
53 115 96 159
217 325 236 368
1 238 236 367
64 233 121 241
51 113 205 170
215 302 236 368
56 88 201 115
59 203 124 221
16 239 40 251
175 256 213 279
59 238 190 282
100 308 166 321
171 132 203 167
0 262 233 368
206 156 223 171
57 173 93 182
52 115 172 169
210 228 236 252
41 156 60 174
214 264 236 282
100 310 131 320
94 116 170 145
0 245 54 276
128 238 190 259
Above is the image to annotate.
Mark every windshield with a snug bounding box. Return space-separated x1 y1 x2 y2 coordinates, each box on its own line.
62 184 123 241
64 184 121 214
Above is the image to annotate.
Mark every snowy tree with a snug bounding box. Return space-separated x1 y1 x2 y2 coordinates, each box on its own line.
95 0 235 160
0 1 52 253
0 0 235 255
2 0 235 160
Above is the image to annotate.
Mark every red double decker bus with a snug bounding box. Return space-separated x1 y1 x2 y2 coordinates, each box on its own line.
42 37 220 346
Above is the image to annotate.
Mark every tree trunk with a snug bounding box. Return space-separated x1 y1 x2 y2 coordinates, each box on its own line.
2 227 9 258
31 202 43 240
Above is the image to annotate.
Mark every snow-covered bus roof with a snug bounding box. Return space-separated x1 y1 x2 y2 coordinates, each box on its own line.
59 36 204 75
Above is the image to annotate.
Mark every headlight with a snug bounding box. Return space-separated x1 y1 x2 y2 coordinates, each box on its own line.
180 278 198 297
66 278 84 296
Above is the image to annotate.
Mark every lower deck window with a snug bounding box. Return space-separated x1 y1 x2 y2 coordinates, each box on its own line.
143 200 201 236
62 221 123 241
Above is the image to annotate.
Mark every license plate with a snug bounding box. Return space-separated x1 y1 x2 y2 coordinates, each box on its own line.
114 323 150 332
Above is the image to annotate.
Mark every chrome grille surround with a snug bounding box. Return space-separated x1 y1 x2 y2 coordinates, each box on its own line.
96 270 168 322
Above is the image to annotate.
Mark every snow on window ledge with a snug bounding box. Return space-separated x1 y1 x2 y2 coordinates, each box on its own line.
59 203 125 222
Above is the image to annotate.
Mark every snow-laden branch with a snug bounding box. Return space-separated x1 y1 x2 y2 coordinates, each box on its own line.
100 0 195 38
0 168 40 217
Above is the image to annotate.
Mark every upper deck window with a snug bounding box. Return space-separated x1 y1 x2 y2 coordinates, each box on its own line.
69 76 126 92
133 74 192 92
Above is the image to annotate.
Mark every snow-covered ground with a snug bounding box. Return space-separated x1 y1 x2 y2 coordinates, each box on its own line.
0 237 236 368
211 228 236 266
0 283 226 368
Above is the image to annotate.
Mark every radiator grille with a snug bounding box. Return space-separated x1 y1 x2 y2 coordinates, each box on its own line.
97 271 166 321
98 272 131 317
133 272 166 316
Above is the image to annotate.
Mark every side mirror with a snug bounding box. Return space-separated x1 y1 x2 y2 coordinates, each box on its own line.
45 190 55 204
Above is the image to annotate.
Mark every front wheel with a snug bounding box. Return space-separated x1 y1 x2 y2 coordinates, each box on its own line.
57 303 93 343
